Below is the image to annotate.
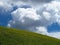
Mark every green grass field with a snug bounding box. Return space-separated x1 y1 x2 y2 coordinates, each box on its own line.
0 26 60 45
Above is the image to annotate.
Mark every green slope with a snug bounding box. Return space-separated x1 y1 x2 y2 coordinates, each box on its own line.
0 26 60 45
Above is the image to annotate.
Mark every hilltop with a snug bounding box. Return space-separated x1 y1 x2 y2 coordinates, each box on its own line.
0 26 60 45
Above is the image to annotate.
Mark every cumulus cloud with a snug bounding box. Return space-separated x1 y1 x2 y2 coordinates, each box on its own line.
8 7 54 30
8 8 42 31
0 1 13 12
54 14 60 25
11 8 41 21
46 1 60 24
36 26 48 35
48 32 60 39
43 11 51 21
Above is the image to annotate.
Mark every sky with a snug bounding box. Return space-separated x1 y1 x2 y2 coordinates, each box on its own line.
0 0 60 39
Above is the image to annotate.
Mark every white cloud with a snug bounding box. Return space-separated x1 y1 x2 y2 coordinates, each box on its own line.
48 32 60 39
37 1 60 25
7 23 11 27
36 26 48 35
43 11 51 21
11 8 41 25
36 26 60 39
54 14 60 25
45 1 60 12
0 1 13 12
35 27 60 39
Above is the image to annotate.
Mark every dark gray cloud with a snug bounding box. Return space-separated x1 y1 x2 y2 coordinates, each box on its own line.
9 0 53 6
30 0 53 3
11 0 53 3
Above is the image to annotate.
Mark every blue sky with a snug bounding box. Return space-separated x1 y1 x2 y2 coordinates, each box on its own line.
0 0 60 39
48 23 60 32
0 10 12 26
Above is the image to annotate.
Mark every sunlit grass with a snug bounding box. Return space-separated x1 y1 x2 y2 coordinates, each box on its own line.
0 26 60 45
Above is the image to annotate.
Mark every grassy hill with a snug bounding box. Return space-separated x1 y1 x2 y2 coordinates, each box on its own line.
0 26 60 45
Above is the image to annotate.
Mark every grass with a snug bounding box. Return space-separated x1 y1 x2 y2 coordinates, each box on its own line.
0 26 60 45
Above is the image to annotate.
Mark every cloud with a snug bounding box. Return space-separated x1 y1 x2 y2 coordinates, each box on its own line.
0 1 13 12
8 8 42 31
8 7 54 29
36 26 48 35
37 1 60 25
11 8 41 21
43 11 51 21
7 7 53 35
48 32 60 39
9 0 53 9
10 0 53 3
54 14 60 25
